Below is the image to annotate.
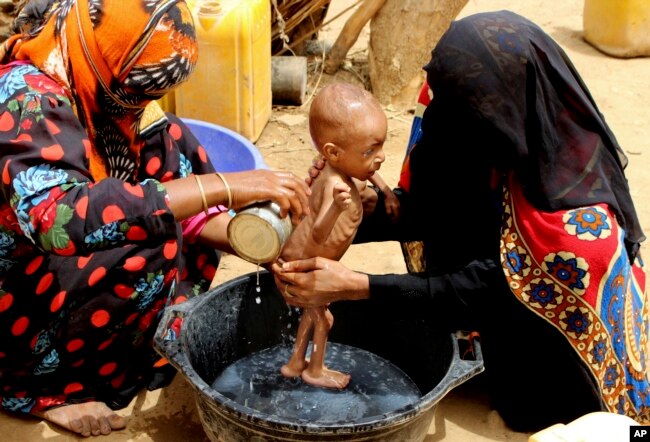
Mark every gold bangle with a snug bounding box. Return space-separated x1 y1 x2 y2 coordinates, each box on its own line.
215 172 232 208
194 174 209 216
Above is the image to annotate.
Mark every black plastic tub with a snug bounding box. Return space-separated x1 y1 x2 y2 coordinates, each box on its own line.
154 271 484 442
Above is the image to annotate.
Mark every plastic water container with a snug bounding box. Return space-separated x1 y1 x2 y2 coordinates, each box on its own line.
181 118 267 172
175 0 272 142
157 91 175 114
529 411 638 442
583 0 650 57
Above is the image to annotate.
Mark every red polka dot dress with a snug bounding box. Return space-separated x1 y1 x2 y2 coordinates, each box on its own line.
0 63 220 413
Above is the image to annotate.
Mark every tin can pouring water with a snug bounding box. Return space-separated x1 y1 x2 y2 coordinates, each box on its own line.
227 201 293 264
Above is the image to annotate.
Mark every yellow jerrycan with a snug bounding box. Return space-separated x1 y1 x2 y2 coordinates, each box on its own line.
175 0 272 142
583 0 650 57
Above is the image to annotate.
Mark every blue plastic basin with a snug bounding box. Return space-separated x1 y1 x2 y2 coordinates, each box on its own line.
182 118 268 172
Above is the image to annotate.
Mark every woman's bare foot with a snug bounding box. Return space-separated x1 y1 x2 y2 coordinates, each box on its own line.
33 402 126 437
302 367 351 389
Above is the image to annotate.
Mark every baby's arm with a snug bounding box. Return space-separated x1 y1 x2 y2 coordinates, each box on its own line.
311 178 351 244
369 172 400 221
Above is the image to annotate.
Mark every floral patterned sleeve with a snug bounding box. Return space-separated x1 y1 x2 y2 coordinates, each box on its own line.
0 63 178 256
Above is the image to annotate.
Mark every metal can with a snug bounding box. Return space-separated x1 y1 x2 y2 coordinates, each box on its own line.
227 202 293 264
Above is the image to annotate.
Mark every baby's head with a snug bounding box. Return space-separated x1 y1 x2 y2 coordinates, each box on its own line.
309 82 387 181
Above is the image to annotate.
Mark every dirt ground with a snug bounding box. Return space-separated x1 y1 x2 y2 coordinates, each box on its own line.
2 0 649 441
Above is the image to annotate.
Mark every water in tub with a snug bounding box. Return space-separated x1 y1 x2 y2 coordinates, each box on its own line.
211 341 421 423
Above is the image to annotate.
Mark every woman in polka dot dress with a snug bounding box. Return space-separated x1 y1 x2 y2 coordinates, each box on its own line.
0 0 310 437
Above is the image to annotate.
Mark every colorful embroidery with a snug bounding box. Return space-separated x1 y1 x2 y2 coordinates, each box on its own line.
500 175 649 422
563 206 612 240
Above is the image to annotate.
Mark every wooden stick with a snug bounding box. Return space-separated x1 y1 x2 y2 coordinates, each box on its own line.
323 0 387 74
274 1 363 56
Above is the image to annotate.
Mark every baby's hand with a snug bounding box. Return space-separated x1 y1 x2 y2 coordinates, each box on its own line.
333 182 352 210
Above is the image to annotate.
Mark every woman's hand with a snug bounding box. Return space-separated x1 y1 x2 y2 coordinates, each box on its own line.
305 155 325 187
164 169 311 224
271 257 370 307
226 169 311 224
382 188 401 222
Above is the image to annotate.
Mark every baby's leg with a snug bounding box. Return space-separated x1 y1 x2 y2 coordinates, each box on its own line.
301 307 351 389
280 310 314 378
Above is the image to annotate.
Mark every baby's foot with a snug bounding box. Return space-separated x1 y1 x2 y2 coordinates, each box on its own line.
33 402 126 437
280 359 308 378
302 367 351 389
